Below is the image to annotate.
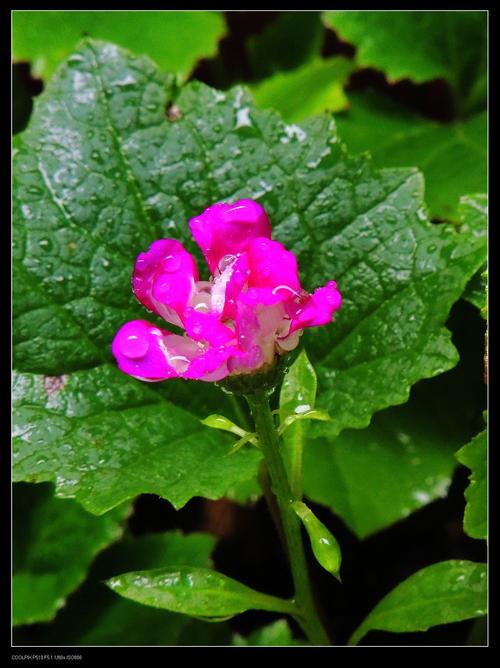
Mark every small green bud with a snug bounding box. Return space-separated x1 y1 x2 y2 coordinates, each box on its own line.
292 501 342 581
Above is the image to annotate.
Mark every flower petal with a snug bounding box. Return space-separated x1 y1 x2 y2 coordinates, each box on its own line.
238 286 285 308
246 237 301 294
287 281 342 335
189 199 271 274
183 307 236 346
133 239 199 327
183 344 238 382
112 320 180 381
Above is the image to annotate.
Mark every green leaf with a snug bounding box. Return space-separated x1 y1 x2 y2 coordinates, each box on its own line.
14 40 485 514
463 270 487 315
233 619 302 646
280 349 318 416
13 367 260 515
279 349 318 497
458 194 487 315
106 566 296 618
292 501 342 580
456 430 487 540
201 414 248 436
78 532 231 645
13 482 129 625
250 58 353 122
201 414 257 451
323 11 486 111
349 560 487 645
334 92 486 221
457 193 488 236
278 409 330 435
13 10 226 80
247 12 324 79
304 387 470 539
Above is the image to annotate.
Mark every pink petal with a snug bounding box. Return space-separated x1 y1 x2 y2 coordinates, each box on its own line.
230 296 278 373
246 237 301 295
183 307 236 346
133 239 199 327
112 320 180 381
183 345 237 382
227 345 264 374
189 199 271 274
287 281 342 335
238 286 285 308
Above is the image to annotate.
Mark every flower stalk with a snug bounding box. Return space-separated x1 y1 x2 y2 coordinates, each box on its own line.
246 390 330 645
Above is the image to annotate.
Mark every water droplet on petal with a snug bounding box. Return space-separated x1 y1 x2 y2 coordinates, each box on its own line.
120 334 149 360
169 355 190 373
218 254 237 273
162 254 182 273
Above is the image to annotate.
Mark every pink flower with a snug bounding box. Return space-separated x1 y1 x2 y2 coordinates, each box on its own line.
112 200 341 383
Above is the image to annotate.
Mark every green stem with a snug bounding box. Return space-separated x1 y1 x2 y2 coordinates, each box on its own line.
246 390 330 645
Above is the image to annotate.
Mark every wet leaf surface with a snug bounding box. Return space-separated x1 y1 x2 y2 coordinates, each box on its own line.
349 560 487 645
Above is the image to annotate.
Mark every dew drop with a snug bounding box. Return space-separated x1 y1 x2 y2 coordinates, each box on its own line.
294 404 312 414
120 334 150 360
168 355 190 373
235 107 251 129
218 254 237 273
162 254 182 273
68 54 84 65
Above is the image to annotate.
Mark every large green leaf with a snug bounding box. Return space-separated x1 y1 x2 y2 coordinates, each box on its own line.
349 560 487 645
106 566 295 618
304 386 470 539
13 482 129 625
323 11 486 113
13 10 226 80
12 368 260 515
334 92 486 221
458 194 488 315
250 58 352 122
456 430 487 540
13 40 484 514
